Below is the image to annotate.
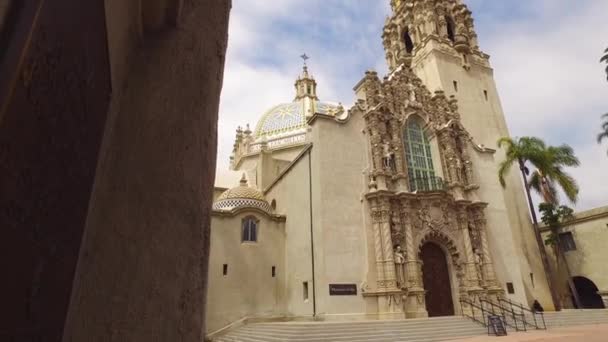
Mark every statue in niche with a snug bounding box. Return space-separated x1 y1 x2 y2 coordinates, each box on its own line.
382 141 395 170
474 248 484 282
391 211 403 241
394 245 407 287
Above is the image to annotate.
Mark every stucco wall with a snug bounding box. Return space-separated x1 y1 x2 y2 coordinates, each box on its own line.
265 150 315 317
412 46 553 309
542 207 608 300
206 212 286 333
62 1 231 341
308 116 370 318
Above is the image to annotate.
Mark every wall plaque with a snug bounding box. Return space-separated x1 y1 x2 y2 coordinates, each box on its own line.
329 284 357 296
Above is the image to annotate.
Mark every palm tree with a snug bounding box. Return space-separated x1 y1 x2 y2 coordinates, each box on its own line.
599 114 608 155
497 137 562 310
528 144 580 205
525 144 582 309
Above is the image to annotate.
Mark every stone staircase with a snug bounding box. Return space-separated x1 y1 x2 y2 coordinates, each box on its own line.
541 309 608 328
212 310 608 342
212 316 488 342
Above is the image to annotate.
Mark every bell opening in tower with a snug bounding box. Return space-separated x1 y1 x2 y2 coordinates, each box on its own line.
446 16 456 42
404 27 414 54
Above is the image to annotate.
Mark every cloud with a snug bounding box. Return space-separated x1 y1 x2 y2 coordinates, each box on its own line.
216 0 608 211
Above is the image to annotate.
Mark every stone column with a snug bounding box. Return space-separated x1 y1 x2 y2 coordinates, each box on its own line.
371 202 388 288
475 209 498 287
402 201 420 287
401 201 428 318
379 198 398 289
458 207 480 288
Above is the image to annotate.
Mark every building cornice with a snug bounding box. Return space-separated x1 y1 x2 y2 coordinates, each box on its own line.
211 208 286 222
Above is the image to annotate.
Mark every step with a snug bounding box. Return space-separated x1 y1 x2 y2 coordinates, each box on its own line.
213 310 608 342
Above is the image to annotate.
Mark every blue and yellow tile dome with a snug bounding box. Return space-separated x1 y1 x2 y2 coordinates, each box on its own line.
254 101 341 138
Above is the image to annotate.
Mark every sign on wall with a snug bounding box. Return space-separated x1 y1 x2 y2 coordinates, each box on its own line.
329 284 357 296
487 315 507 336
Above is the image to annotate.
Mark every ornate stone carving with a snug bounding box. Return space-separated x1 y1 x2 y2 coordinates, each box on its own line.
394 245 407 288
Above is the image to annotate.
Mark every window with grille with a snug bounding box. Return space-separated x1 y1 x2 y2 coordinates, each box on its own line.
242 217 258 242
559 232 577 252
403 117 436 191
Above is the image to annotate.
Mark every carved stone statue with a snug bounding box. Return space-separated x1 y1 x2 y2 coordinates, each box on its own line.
474 248 484 281
406 82 417 103
382 142 395 170
394 245 406 287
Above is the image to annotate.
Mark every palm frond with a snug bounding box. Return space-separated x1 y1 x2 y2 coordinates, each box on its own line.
553 169 579 204
497 137 515 150
498 157 516 188
598 131 608 144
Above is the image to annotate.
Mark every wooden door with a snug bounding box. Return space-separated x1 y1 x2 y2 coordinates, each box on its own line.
421 243 455 317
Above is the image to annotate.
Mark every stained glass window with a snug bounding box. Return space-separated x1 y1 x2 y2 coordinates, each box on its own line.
403 117 436 191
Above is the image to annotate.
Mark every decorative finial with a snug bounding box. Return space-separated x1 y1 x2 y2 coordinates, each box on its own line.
240 173 248 186
300 53 310 66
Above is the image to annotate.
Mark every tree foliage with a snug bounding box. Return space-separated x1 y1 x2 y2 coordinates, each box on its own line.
599 113 608 155
601 47 608 81
498 137 580 204
539 203 574 246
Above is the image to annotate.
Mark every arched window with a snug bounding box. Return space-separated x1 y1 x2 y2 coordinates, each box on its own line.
404 27 414 54
242 217 258 242
445 16 456 42
403 117 437 191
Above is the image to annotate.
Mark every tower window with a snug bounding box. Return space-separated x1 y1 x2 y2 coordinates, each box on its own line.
403 117 437 192
484 90 488 101
272 266 276 278
242 217 258 242
453 81 458 92
223 264 228 276
404 27 414 54
446 16 456 42
507 282 515 294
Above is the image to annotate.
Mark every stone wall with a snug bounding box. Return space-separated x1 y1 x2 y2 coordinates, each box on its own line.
61 0 231 341
0 1 10 30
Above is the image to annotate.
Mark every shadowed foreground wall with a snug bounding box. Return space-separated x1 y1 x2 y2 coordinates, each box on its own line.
62 0 231 341
0 0 230 341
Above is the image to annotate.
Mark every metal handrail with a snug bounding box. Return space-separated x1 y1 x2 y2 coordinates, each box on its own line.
460 298 509 336
497 297 546 330
460 298 487 327
410 176 446 192
481 299 526 332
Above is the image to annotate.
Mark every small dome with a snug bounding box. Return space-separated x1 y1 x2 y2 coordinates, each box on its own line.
254 101 342 139
213 174 272 213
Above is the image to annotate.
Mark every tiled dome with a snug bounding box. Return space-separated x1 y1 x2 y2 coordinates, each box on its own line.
213 174 272 213
254 101 342 138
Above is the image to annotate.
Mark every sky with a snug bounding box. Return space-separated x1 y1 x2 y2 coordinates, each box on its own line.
216 0 608 211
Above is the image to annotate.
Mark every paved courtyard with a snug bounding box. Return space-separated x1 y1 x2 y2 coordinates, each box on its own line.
449 324 608 341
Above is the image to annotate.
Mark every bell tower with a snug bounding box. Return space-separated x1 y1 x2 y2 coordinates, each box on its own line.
382 0 556 309
383 0 507 150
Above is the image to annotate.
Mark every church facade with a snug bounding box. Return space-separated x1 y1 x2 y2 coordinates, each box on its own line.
206 0 553 335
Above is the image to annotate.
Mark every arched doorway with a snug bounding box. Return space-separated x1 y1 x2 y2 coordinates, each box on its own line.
421 242 455 317
572 277 605 309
